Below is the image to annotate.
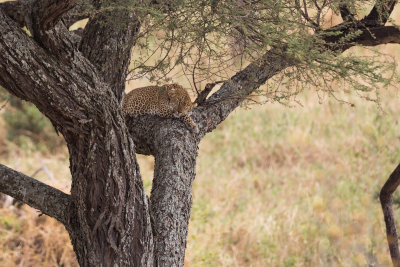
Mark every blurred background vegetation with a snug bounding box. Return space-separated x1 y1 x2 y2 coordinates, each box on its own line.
1 2 400 267
0 86 64 154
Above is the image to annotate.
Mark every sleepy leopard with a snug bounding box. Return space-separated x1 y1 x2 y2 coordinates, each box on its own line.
122 84 198 132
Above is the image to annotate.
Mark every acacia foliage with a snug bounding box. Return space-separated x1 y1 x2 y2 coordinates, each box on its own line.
104 0 397 103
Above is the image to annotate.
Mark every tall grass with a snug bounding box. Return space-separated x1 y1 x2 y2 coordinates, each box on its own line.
183 92 400 266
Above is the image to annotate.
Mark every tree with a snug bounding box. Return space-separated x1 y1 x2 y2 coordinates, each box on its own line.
0 0 400 266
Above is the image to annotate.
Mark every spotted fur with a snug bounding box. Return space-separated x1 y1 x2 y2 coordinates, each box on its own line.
122 84 197 131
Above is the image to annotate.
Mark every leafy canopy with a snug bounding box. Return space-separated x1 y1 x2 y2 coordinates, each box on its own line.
83 0 397 103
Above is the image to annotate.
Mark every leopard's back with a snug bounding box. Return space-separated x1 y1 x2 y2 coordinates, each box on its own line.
122 86 161 116
122 84 197 131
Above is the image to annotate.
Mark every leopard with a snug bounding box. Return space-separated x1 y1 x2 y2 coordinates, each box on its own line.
122 83 198 132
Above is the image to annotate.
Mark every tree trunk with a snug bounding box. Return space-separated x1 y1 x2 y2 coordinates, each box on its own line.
63 105 154 266
150 122 199 266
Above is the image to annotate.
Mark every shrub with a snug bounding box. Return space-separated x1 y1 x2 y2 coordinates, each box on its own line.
0 86 64 152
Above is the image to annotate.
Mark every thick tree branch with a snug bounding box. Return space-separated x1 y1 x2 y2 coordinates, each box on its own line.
0 0 89 31
0 0 34 31
1 0 82 63
0 9 106 136
0 164 72 227
30 0 78 58
353 25 400 46
192 47 290 136
1 8 153 265
80 3 141 102
62 0 93 28
339 3 355 22
0 0 77 44
32 0 76 32
150 123 198 266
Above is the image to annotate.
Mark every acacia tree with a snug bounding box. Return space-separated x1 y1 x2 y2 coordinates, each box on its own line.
1 0 400 266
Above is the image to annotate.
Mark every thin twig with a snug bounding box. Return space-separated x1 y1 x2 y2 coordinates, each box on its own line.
40 159 56 182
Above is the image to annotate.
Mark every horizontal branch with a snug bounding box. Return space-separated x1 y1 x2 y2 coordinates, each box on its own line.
354 25 400 47
0 164 72 226
322 24 400 52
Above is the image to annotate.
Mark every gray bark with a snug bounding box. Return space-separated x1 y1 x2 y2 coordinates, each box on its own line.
150 123 198 266
0 164 72 227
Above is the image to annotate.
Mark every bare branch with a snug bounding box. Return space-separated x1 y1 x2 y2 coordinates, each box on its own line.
294 0 319 28
0 164 72 227
380 163 400 267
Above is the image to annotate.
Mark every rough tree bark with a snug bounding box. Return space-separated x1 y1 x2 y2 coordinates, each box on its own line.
0 0 400 266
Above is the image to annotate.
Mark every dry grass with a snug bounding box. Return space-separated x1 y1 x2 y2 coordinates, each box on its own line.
2 88 400 266
183 92 400 266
